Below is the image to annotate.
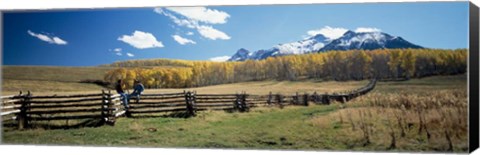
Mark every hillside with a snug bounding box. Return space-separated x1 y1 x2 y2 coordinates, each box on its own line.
2 66 112 82
1 66 114 95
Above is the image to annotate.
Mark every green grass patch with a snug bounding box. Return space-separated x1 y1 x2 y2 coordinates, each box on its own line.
2 105 341 150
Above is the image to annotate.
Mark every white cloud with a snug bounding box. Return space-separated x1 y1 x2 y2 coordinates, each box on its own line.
166 7 230 24
27 30 68 45
28 31 51 42
155 8 198 28
209 56 231 62
170 15 198 28
118 31 164 49
126 53 134 57
197 26 231 40
355 27 382 33
153 8 164 14
172 35 196 45
111 48 122 56
155 7 231 41
52 37 67 45
307 26 348 40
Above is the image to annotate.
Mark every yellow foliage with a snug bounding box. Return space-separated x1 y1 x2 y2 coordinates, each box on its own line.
103 49 467 88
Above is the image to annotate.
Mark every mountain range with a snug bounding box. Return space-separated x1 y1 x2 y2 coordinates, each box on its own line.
228 30 423 61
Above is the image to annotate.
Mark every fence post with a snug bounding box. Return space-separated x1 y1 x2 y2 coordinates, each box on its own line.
16 91 26 129
233 92 245 112
185 91 196 117
183 90 187 115
235 92 248 112
106 90 117 125
303 93 309 106
184 91 189 115
313 91 320 104
191 91 197 115
312 91 316 103
25 91 32 129
108 90 119 122
293 92 299 105
341 96 347 103
233 92 240 110
323 92 331 105
276 93 284 109
107 90 112 118
101 90 107 123
267 92 272 106
18 91 31 129
242 92 250 111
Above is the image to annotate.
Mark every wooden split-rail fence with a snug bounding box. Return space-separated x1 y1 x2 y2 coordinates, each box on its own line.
1 79 376 129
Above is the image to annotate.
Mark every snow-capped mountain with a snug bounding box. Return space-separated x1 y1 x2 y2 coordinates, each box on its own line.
228 33 330 61
228 48 251 61
228 30 423 61
319 30 422 52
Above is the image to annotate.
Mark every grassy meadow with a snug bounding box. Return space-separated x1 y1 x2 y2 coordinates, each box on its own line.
1 64 468 153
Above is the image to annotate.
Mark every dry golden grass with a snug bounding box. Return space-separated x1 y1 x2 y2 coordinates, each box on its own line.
2 79 368 96
140 79 369 95
1 65 112 95
1 79 105 95
310 88 468 152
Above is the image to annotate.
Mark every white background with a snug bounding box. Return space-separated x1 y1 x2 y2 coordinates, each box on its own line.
0 0 479 155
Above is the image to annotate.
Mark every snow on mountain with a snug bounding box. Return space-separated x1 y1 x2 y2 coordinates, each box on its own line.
274 34 328 55
228 33 330 61
228 30 423 61
319 30 422 52
228 48 251 61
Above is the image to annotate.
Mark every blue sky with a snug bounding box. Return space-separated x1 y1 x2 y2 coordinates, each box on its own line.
2 2 469 66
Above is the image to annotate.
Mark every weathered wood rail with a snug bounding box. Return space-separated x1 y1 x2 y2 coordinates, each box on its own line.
0 91 126 129
1 79 376 129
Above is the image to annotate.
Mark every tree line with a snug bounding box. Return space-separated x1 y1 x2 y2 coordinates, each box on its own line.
103 48 467 88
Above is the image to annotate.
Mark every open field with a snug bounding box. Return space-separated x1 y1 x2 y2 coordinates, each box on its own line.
1 74 468 152
1 65 190 95
373 75 466 94
1 65 369 95
2 78 368 96
142 79 369 95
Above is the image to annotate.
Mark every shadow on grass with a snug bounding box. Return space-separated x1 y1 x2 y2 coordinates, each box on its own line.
32 119 106 130
128 108 248 119
3 119 106 130
129 111 193 119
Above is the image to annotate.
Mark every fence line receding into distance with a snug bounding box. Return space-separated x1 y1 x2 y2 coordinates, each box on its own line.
1 79 376 129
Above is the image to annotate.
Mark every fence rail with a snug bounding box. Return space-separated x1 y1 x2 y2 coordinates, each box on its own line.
1 79 376 129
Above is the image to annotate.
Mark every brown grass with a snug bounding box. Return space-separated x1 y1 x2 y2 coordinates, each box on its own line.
141 79 369 95
310 89 468 152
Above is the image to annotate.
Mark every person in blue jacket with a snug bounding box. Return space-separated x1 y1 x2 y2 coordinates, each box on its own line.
130 79 145 102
